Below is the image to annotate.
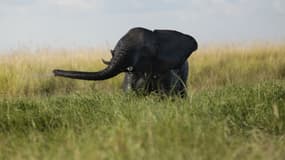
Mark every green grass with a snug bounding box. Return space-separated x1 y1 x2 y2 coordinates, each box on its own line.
0 44 284 159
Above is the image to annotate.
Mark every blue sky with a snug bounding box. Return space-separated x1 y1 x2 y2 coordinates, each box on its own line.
0 0 284 50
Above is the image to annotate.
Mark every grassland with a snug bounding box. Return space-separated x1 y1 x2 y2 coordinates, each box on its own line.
0 44 284 160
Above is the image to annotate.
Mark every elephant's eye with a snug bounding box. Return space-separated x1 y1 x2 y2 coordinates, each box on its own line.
127 66 134 72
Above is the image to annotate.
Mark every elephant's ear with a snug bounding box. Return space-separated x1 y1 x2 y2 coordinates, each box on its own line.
153 30 197 72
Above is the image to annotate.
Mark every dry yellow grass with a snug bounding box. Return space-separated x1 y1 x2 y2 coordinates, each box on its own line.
0 43 284 96
0 48 116 96
190 43 285 89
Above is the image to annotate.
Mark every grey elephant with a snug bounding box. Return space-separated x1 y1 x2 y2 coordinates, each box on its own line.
53 27 198 97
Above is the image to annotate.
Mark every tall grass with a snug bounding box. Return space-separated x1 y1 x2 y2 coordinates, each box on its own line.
0 81 284 160
190 43 285 89
0 48 119 96
0 44 284 160
0 44 284 96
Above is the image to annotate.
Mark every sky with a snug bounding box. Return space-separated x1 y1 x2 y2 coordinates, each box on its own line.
0 0 285 50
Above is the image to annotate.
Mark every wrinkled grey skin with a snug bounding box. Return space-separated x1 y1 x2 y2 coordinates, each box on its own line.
53 27 198 97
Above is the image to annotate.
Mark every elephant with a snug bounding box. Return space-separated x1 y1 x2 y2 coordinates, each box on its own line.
53 27 198 97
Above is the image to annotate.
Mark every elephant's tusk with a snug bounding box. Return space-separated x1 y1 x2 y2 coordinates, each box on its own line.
101 58 111 65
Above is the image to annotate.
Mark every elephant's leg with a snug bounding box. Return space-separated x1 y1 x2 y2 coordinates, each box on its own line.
122 72 133 92
177 61 189 97
122 72 148 93
157 72 172 94
133 73 151 94
180 61 189 84
169 62 189 97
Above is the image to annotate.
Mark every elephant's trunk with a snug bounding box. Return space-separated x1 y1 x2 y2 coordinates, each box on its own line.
53 50 127 81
